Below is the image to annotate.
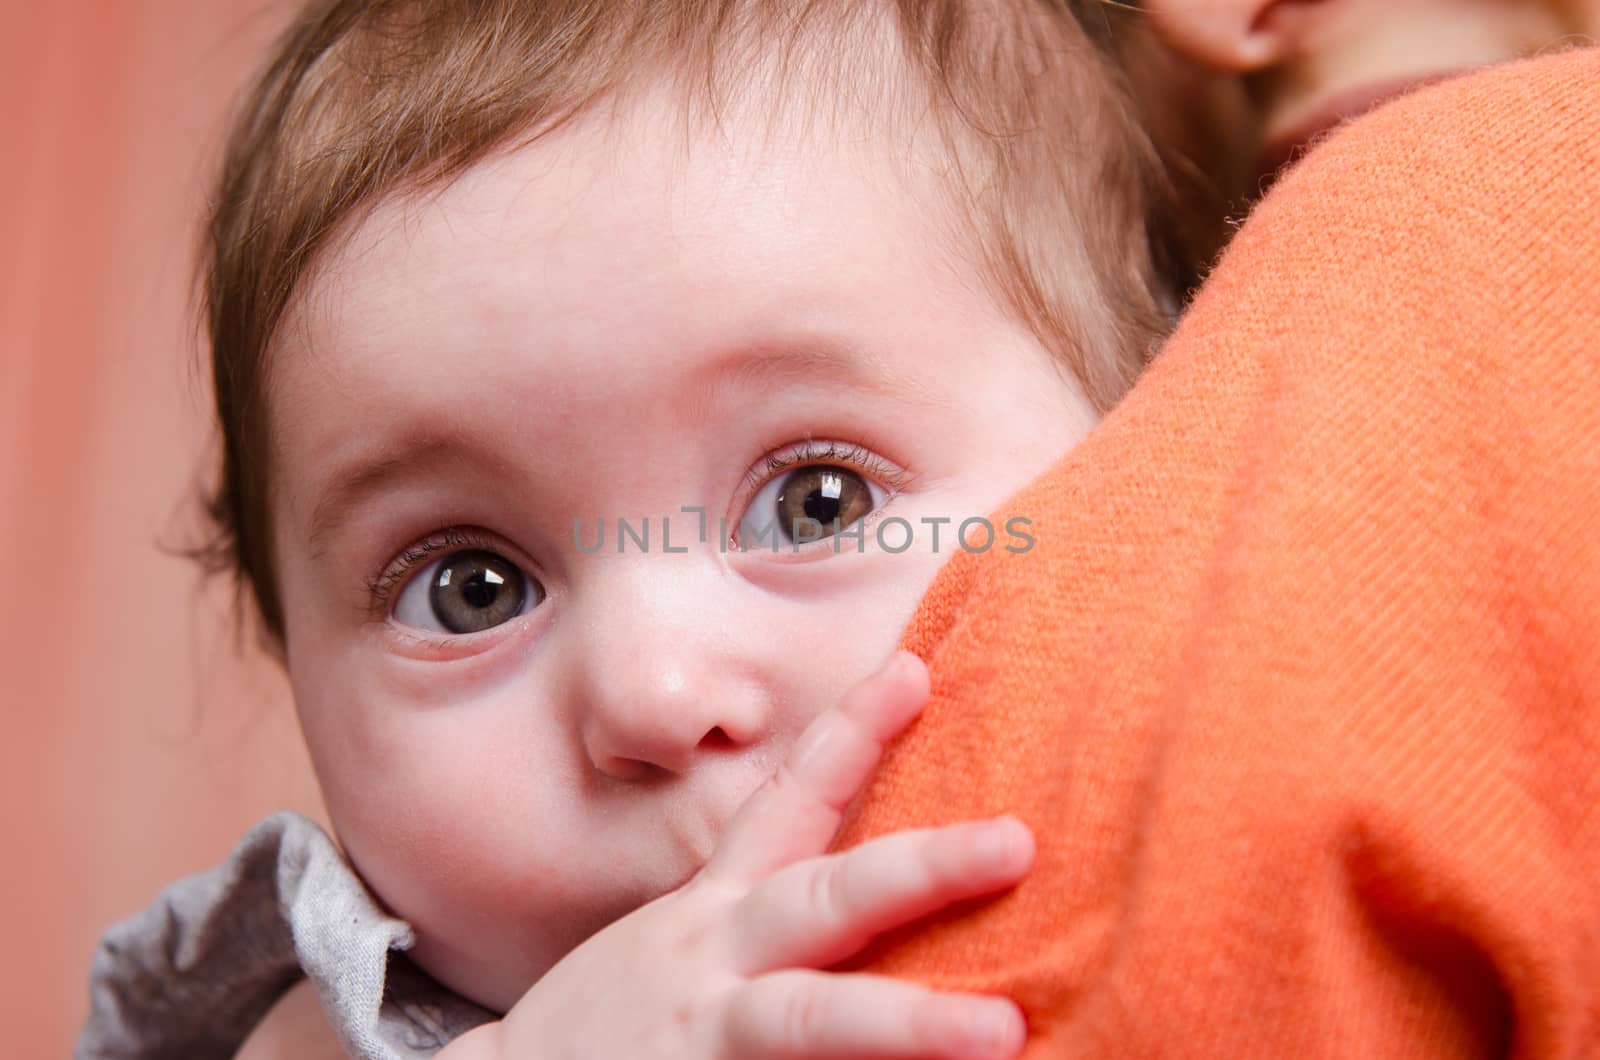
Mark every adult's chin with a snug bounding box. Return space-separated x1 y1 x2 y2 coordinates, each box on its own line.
1258 69 1468 184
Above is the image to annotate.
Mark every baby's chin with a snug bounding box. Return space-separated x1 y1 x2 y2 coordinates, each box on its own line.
409 855 709 1013
379 777 748 1009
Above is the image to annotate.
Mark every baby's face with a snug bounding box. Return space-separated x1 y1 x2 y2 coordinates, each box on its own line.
267 83 1097 1011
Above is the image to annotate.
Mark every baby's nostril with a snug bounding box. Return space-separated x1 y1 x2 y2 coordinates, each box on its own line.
698 726 735 750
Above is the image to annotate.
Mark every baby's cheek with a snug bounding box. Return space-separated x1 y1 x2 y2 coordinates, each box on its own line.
348 801 591 1008
305 690 598 1005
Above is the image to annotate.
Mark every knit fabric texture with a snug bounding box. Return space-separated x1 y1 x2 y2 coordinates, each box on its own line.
835 48 1600 1057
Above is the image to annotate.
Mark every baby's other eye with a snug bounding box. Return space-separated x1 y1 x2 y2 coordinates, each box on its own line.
735 446 898 548
392 548 543 635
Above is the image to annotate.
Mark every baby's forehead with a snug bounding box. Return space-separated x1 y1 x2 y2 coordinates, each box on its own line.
292 68 976 351
272 75 993 451
248 0 1143 423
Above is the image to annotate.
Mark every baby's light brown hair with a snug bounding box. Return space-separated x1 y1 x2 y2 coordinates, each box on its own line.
193 0 1191 648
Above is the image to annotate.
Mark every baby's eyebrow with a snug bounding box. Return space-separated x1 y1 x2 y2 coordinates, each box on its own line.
305 427 517 561
683 336 948 421
696 339 900 396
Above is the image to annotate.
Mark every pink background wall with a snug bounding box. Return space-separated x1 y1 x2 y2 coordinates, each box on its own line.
0 3 328 1053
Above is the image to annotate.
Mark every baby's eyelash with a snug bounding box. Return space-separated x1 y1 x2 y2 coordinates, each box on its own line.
742 439 915 498
365 526 492 619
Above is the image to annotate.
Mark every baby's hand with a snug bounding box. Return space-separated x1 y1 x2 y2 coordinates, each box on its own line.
446 651 1034 1060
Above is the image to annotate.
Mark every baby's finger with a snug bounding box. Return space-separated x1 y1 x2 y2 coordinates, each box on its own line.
705 651 929 888
722 970 1026 1060
731 816 1034 973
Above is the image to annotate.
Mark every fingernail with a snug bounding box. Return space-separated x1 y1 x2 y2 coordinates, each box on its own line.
970 1003 1024 1055
976 817 1030 869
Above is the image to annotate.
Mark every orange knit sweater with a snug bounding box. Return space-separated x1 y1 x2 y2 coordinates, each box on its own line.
835 49 1600 1057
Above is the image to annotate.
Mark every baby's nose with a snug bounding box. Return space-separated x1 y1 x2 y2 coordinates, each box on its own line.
581 664 757 779
568 566 773 780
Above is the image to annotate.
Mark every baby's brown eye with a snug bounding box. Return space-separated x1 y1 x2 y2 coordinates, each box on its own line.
394 548 542 635
777 467 873 536
741 465 879 546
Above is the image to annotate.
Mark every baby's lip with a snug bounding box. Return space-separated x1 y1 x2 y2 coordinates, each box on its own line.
1257 69 1468 184
662 787 751 884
